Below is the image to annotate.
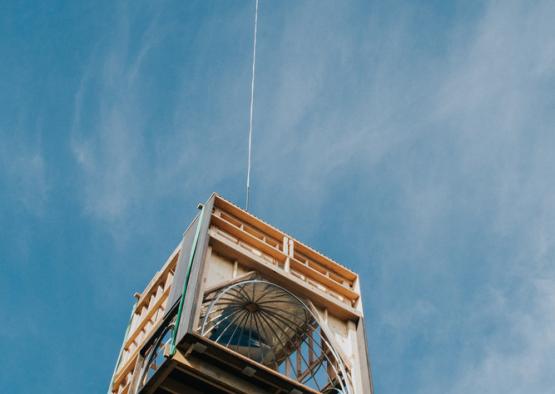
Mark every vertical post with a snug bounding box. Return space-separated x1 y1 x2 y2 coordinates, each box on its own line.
232 260 239 278
283 236 290 272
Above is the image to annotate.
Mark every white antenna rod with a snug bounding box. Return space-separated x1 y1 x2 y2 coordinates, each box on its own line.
246 0 259 211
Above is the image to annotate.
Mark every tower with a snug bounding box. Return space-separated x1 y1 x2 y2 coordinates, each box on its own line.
109 193 373 394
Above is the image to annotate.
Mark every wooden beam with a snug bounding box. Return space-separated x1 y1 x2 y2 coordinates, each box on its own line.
294 242 357 282
209 230 361 321
173 350 265 394
160 377 204 394
124 286 170 352
202 270 258 296
214 195 284 241
211 214 359 301
134 244 180 312
213 194 357 281
211 214 285 262
288 257 359 301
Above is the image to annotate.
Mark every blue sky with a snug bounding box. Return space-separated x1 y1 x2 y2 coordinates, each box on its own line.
1 0 555 393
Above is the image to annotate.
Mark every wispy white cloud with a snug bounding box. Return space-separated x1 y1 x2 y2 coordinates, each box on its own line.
0 124 48 215
65 0 555 391
69 3 246 232
445 279 555 394
236 1 555 392
70 5 161 228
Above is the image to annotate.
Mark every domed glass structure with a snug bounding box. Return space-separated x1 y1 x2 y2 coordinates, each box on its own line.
200 280 352 394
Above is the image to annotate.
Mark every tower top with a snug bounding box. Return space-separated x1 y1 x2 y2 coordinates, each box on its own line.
109 193 373 394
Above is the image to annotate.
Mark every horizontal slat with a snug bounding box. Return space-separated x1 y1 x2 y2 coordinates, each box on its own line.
294 242 357 281
134 244 180 312
289 258 359 301
211 214 285 262
214 195 357 282
112 350 137 390
112 310 169 390
214 196 284 241
208 230 361 321
211 214 358 302
123 286 171 352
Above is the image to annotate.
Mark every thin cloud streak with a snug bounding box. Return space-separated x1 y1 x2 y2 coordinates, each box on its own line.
245 1 555 393
64 1 555 392
70 6 156 226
